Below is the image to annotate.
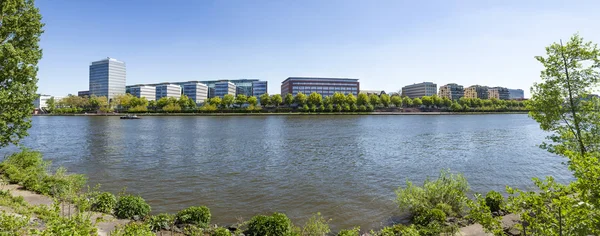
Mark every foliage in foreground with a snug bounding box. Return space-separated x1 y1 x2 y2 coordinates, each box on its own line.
301 212 331 236
111 222 155 236
147 213 175 232
91 191 117 214
115 194 151 220
175 206 211 227
245 212 296 236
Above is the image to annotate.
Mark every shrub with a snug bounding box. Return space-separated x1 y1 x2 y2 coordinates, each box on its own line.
337 227 360 236
128 105 148 113
41 212 97 235
38 167 87 197
175 206 211 227
366 104 374 111
377 224 420 236
245 212 294 236
147 213 175 232
302 104 309 112
115 195 151 219
302 212 330 236
0 150 48 188
484 190 504 213
413 208 446 226
359 105 367 112
162 103 182 113
111 222 154 236
211 227 232 236
0 211 29 235
92 192 117 214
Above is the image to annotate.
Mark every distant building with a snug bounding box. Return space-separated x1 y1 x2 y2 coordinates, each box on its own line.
252 81 268 98
78 90 90 97
125 79 266 98
214 81 236 98
182 82 209 104
89 57 126 100
438 83 464 100
155 84 181 100
508 89 525 100
33 94 64 110
280 77 360 97
488 87 510 100
360 90 386 96
464 85 489 99
129 85 157 101
401 82 437 98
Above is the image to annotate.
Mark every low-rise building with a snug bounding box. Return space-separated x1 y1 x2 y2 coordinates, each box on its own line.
464 85 489 99
508 89 525 100
281 77 360 97
129 85 157 101
488 87 510 100
214 81 236 98
438 83 464 100
155 84 181 100
183 82 209 104
401 82 437 98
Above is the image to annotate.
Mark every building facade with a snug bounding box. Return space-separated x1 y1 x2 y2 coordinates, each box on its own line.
183 82 209 104
438 83 464 100
252 81 268 97
129 85 157 101
78 90 90 97
155 84 181 100
214 81 236 97
464 85 489 99
488 87 510 100
401 82 437 98
33 94 52 109
126 79 266 99
280 77 360 97
508 89 525 99
89 57 126 100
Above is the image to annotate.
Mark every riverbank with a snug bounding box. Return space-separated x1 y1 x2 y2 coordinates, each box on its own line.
34 111 528 116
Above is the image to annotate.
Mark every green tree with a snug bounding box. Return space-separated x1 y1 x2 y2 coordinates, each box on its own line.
458 97 470 107
450 101 462 111
442 97 452 108
308 92 322 106
346 93 357 106
413 98 422 107
271 94 282 107
402 96 413 107
284 93 294 107
421 96 433 108
235 94 247 108
247 96 258 106
0 0 44 147
323 96 332 106
432 95 443 107
357 93 370 106
331 92 346 106
46 97 56 113
222 94 235 108
260 93 271 107
391 96 402 107
368 94 380 107
148 100 157 111
380 94 391 107
208 97 222 107
294 92 307 106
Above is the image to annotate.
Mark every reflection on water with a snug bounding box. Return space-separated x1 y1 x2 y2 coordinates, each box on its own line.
0 114 572 231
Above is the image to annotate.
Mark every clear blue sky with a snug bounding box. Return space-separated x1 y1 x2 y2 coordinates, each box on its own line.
36 0 600 98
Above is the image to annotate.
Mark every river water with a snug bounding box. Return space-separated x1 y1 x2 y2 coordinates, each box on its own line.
0 114 573 230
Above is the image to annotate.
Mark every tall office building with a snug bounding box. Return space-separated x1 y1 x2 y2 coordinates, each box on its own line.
89 57 126 100
214 81 236 97
401 82 437 98
280 77 360 97
464 85 489 99
438 83 464 100
155 84 181 100
129 85 157 101
488 87 510 100
183 82 209 104
508 89 525 99
252 81 268 97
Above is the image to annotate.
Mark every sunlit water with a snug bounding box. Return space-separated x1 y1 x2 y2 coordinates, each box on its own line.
0 114 573 231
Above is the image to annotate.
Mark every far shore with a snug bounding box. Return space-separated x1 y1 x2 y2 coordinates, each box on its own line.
34 111 529 117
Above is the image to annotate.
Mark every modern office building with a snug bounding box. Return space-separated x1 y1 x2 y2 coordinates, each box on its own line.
126 79 266 98
438 83 464 100
78 90 90 97
252 81 268 97
129 85 157 101
508 89 525 99
89 57 126 100
214 81 236 97
280 77 360 97
155 84 181 100
464 85 489 99
33 94 64 109
488 87 510 100
401 82 437 98
183 82 209 104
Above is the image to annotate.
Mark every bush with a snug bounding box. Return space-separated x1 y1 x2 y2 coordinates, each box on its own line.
484 190 504 213
0 150 48 188
302 212 330 236
175 206 211 227
111 222 154 236
245 212 294 236
378 224 419 236
359 105 367 112
211 227 232 236
366 104 374 112
337 227 360 236
41 212 97 235
92 192 117 214
0 211 29 235
128 105 148 113
115 195 151 219
413 208 446 226
38 167 87 197
162 103 182 113
147 213 175 232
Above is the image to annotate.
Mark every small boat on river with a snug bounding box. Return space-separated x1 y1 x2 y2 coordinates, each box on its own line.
120 115 141 119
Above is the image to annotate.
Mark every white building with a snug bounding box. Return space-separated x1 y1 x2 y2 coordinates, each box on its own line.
183 82 209 104
129 85 156 101
155 84 181 100
33 94 64 109
214 81 236 97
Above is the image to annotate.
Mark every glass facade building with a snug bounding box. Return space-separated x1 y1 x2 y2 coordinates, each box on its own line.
183 82 209 104
129 85 157 101
280 77 360 97
508 89 525 99
438 83 464 100
155 84 181 100
488 87 510 100
89 58 126 101
401 82 437 98
128 79 265 98
252 81 268 97
214 82 236 98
